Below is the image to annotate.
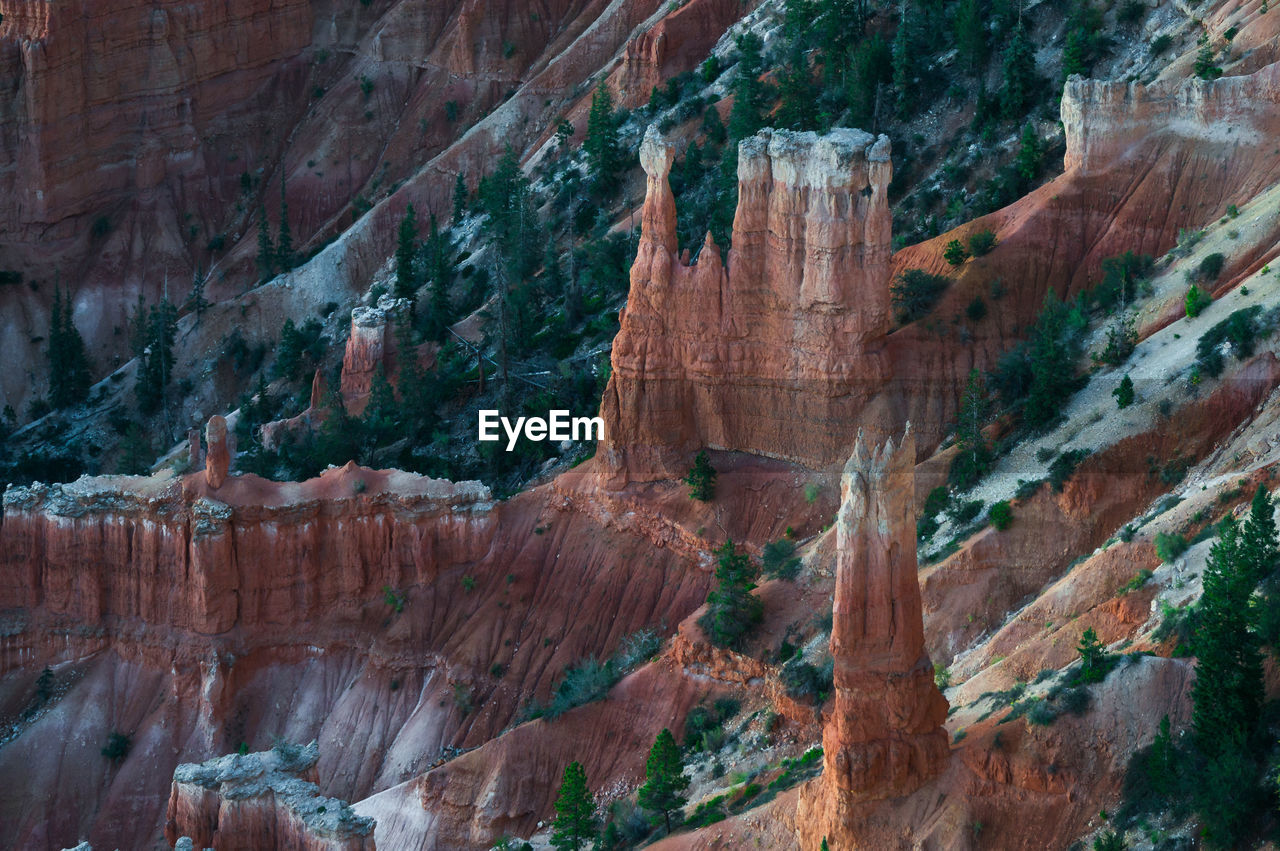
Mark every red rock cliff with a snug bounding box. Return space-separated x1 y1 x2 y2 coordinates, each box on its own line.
797 428 948 846
599 126 893 482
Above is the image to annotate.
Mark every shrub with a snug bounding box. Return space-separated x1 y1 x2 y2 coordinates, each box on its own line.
1196 305 1264 378
1151 33 1174 54
761 539 801 580
684 450 716 501
943 239 970 266
102 732 131 761
1048 449 1089 493
1117 569 1153 594
988 500 1013 530
1196 252 1226 282
780 658 833 703
1076 627 1111 684
1185 284 1212 319
1093 830 1124 851
966 296 988 322
891 269 950 324
1094 314 1137 366
697 540 762 650
968 230 997 256
1153 532 1187 563
950 499 983 525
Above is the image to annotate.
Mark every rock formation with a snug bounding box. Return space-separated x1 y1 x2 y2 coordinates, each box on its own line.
599 126 893 482
205 416 230 489
340 295 409 416
797 427 949 845
165 742 375 850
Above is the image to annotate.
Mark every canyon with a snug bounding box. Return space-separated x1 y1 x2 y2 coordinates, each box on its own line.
4 1 1280 849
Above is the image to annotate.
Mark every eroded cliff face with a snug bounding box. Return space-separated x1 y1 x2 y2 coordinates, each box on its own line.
165 743 375 851
796 429 948 848
340 295 408 416
600 126 894 482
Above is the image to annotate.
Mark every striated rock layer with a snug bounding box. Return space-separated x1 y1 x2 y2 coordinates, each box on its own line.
796 429 948 846
165 742 375 851
600 126 893 481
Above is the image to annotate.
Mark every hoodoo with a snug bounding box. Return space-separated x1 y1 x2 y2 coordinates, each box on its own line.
599 125 894 482
797 427 949 845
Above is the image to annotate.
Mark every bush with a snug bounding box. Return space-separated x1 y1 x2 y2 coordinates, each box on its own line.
1154 532 1187 563
761 539 801 580
950 499 983 525
966 296 988 322
1196 305 1264 378
780 658 833 703
968 230 997 256
988 500 1013 530
102 731 131 761
1048 449 1089 493
1185 284 1212 319
1113 374 1134 409
697 540 762 650
1196 252 1226 282
891 269 950 324
1150 33 1173 54
943 239 970 266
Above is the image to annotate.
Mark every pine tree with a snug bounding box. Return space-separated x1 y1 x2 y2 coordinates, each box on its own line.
452 172 468 223
891 0 921 116
118 421 153 475
1076 627 1108 683
775 44 818 130
1015 122 1044 184
1145 715 1178 797
847 33 891 130
584 84 622 197
257 206 277 281
395 203 419 303
1240 484 1277 584
276 178 294 272
135 298 178 414
684 450 717 501
186 268 209 319
727 31 769 144
1192 514 1264 756
638 729 689 834
425 214 454 339
550 762 598 851
999 23 1036 119
953 0 987 76
949 369 991 490
697 540 763 649
47 286 93 409
1113 374 1135 409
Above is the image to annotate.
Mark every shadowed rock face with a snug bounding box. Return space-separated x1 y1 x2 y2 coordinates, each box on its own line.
205 416 230 489
600 126 894 483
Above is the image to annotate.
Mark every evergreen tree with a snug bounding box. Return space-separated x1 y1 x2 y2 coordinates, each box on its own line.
135 298 178 414
186 268 209 319
953 0 987 76
46 286 93 409
891 0 922 115
361 367 399 451
847 33 891 130
276 178 294 272
1193 36 1223 81
727 31 770 144
118 421 153 475
1015 122 1044 184
999 23 1037 119
697 540 763 649
424 214 454 341
1191 514 1264 756
257 206 277 281
775 44 818 130
395 203 419 307
1113 374 1135 409
1023 291 1083 429
452 172 468 223
684 450 717 501
637 729 689 834
1240 484 1277 584
1076 627 1108 683
275 318 305 382
949 369 991 491
584 84 623 197
550 762 598 851
1061 26 1089 81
